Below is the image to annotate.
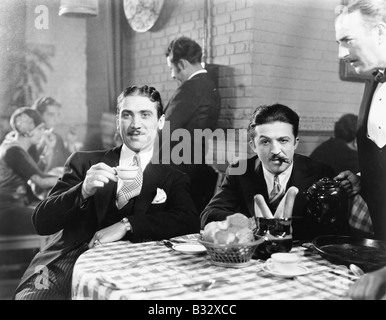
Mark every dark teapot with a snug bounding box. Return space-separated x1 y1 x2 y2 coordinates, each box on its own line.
305 177 349 231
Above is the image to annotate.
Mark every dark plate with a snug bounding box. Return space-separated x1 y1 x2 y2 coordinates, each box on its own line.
312 235 386 272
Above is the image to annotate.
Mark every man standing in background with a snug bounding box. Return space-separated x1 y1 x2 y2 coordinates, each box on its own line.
163 36 221 213
335 0 386 241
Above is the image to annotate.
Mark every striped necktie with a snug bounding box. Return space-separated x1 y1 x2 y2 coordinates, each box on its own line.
116 154 143 209
269 175 282 203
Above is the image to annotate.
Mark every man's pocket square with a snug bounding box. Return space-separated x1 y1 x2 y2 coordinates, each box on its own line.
151 188 167 204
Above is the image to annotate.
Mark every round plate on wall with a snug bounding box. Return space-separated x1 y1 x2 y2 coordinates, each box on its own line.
123 0 164 33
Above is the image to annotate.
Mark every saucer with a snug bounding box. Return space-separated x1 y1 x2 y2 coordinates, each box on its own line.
262 263 309 278
172 243 207 255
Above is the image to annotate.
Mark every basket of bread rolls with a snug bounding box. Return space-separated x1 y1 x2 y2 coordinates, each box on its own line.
198 213 264 267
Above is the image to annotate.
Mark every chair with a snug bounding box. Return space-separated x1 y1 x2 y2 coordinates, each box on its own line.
0 234 50 251
0 234 49 299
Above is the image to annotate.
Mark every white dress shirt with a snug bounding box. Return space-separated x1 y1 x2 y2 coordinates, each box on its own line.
262 163 293 195
116 145 153 193
368 82 386 148
188 69 207 80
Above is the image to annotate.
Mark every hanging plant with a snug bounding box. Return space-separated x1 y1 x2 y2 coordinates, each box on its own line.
11 43 54 107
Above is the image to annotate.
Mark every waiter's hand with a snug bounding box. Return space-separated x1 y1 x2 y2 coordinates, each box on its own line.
334 170 361 197
88 222 127 249
81 162 117 199
348 266 386 300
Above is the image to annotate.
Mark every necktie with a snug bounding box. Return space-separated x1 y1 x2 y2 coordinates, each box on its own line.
116 154 143 209
269 175 282 203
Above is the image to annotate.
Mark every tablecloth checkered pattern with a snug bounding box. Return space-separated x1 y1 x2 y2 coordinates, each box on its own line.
71 236 356 300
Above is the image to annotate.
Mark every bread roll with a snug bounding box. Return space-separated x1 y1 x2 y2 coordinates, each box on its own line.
283 186 298 218
214 230 236 244
254 194 274 218
227 213 250 228
202 213 256 244
202 221 219 242
235 227 254 244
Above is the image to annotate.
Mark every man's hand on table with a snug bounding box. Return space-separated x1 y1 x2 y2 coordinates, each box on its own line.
88 222 127 249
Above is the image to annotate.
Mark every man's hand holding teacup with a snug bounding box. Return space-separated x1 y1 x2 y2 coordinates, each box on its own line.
81 162 118 199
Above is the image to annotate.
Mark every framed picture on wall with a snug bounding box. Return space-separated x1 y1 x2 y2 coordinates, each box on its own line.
339 60 373 82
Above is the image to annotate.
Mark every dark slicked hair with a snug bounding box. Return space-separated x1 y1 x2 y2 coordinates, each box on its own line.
248 103 300 141
165 36 202 65
31 96 61 114
10 107 43 136
116 85 164 119
334 113 358 142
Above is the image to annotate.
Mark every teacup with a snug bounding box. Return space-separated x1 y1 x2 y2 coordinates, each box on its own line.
116 165 139 180
266 252 299 274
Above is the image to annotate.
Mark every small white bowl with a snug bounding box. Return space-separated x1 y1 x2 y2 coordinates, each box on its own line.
116 165 139 180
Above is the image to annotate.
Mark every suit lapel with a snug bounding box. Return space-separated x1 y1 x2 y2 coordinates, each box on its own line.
243 158 268 215
94 147 121 225
288 155 319 217
358 79 377 130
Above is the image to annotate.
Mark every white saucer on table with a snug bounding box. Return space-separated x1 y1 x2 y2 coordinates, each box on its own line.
172 243 207 255
262 263 309 278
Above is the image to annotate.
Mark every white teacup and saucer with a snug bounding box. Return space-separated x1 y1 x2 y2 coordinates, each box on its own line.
262 252 309 278
115 165 139 181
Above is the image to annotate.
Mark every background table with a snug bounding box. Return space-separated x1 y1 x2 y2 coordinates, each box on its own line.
71 236 357 300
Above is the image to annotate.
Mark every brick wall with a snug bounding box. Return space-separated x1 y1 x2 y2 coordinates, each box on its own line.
121 0 365 159
1 0 364 158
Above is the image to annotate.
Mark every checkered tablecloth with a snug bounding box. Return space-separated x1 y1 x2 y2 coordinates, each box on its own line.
71 236 356 300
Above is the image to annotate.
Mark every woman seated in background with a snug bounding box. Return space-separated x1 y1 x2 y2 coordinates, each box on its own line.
310 113 359 175
0 107 59 235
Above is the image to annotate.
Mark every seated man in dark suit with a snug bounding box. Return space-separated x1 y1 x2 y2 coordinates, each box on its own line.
14 85 200 300
310 113 359 175
201 103 342 241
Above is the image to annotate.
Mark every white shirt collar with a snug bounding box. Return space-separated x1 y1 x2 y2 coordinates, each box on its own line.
119 144 153 171
188 69 207 80
368 82 386 148
262 163 293 194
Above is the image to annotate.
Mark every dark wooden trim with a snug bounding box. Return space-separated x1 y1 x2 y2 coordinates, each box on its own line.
299 130 333 137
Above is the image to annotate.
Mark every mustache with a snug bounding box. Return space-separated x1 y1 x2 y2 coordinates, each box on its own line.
270 154 292 164
127 130 143 135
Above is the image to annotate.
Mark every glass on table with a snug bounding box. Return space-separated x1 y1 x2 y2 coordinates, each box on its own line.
253 217 293 260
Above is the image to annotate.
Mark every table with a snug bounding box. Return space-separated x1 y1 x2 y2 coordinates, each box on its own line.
71 235 357 300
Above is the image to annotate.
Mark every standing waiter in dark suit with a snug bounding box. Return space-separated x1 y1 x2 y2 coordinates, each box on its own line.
335 0 386 241
14 85 200 300
162 36 221 213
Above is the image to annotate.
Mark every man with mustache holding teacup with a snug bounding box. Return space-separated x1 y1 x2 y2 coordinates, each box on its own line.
14 85 200 300
201 103 342 241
